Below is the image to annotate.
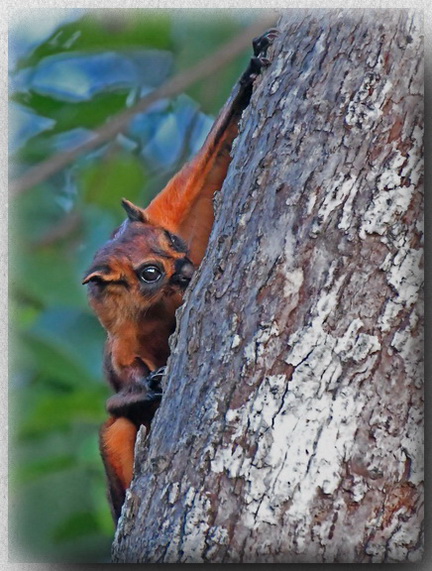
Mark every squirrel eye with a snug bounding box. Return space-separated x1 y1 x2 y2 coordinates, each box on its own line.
139 265 162 283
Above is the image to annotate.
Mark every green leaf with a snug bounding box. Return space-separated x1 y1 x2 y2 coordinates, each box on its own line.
10 461 112 561
10 246 88 309
9 294 41 330
14 11 173 72
12 90 130 137
80 150 147 212
13 131 59 165
14 455 75 485
18 386 108 439
174 13 252 115
76 433 102 467
28 308 106 381
90 474 115 536
75 204 121 271
18 329 88 389
53 511 101 542
10 181 77 248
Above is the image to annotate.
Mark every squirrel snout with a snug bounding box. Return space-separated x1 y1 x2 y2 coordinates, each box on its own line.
172 259 194 288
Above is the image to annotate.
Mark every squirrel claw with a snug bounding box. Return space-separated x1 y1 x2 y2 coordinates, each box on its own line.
241 29 278 86
252 28 279 58
148 366 167 379
107 368 166 420
146 366 166 392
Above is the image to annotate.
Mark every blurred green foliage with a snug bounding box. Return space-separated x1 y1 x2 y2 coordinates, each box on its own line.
9 8 259 562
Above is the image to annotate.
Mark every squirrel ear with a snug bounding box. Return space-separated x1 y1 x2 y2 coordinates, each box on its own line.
82 265 119 285
82 270 104 285
121 198 147 223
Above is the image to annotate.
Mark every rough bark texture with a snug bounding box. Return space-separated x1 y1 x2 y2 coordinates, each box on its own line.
112 9 423 563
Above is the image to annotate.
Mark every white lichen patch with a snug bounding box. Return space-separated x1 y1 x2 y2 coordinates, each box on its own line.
210 337 369 539
334 319 381 363
350 333 381 362
366 53 385 70
318 173 356 225
204 526 230 558
260 220 289 259
244 340 257 365
387 246 422 306
359 122 422 242
387 524 422 562
308 169 359 237
378 149 406 186
180 487 212 563
167 481 180 505
307 190 317 215
400 124 423 187
344 73 393 130
283 267 304 299
399 406 424 487
238 211 250 228
350 474 369 503
242 322 281 370
391 327 422 384
379 244 423 332
269 52 289 95
231 334 242 349
162 521 183 562
287 273 345 368
359 184 414 240
338 180 360 231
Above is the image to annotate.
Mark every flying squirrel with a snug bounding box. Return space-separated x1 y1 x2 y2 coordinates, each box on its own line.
83 29 277 522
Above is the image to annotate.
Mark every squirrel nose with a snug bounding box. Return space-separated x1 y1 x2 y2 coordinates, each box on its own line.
173 259 194 287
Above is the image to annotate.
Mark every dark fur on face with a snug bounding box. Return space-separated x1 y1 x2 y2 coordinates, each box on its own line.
83 219 194 335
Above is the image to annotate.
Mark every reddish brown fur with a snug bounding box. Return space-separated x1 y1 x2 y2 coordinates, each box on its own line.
99 417 141 520
84 99 247 513
145 117 240 265
83 33 274 521
85 223 186 376
84 219 195 516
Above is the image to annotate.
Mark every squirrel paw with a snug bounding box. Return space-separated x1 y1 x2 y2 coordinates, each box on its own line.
252 28 279 59
241 28 279 85
145 366 166 394
106 370 164 423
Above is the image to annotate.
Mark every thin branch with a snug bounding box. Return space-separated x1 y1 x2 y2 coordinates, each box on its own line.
10 16 276 197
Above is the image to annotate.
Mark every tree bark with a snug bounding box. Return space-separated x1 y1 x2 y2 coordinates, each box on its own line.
112 9 423 563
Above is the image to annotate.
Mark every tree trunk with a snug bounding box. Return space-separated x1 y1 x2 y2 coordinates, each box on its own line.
112 9 423 563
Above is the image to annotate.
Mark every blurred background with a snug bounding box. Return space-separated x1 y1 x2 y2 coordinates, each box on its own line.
9 8 271 562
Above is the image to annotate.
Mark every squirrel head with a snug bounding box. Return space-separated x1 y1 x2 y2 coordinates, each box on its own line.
82 199 195 334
